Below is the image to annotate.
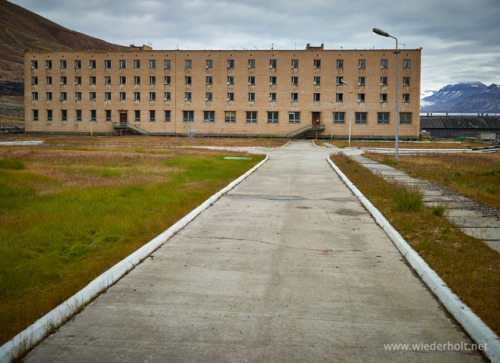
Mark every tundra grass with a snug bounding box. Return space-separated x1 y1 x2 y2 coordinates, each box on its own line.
330 153 500 336
0 148 263 344
366 153 500 210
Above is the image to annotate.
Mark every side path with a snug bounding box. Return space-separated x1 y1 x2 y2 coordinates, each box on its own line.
25 141 484 362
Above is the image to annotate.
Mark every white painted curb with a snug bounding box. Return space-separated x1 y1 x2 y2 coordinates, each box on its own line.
0 156 269 363
327 157 500 362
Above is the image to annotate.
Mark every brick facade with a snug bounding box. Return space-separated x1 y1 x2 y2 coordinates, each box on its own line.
25 44 421 138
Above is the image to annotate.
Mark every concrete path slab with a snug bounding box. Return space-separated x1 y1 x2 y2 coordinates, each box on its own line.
25 141 484 362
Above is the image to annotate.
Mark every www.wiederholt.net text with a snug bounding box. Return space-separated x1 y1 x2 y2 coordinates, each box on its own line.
384 341 487 352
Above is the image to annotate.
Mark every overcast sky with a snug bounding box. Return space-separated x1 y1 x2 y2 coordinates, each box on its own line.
9 0 500 94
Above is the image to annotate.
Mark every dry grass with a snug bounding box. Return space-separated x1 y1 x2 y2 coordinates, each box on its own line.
327 139 485 149
330 153 500 336
0 142 264 345
366 152 500 210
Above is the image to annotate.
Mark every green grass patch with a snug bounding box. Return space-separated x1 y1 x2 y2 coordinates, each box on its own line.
391 184 423 212
0 159 25 170
330 153 500 336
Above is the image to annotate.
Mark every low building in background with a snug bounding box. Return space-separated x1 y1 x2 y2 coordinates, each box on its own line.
24 44 421 139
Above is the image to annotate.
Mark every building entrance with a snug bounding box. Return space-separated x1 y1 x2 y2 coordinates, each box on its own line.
119 111 127 123
312 112 321 126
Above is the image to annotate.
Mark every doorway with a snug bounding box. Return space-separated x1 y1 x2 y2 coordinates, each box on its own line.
312 112 321 126
119 111 127 123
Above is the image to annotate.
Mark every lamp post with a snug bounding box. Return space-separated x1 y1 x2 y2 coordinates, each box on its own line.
341 81 353 147
373 27 399 162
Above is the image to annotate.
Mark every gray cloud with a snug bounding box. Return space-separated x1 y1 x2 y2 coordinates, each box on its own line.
9 0 500 92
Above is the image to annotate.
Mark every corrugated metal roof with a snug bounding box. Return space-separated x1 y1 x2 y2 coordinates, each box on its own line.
420 116 500 129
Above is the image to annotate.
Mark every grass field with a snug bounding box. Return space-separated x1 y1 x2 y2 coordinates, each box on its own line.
330 153 500 336
327 139 485 149
0 139 264 344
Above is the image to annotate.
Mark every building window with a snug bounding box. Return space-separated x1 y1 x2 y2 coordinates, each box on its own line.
89 60 96 69
381 59 388 69
227 59 234 69
89 76 96 86
336 59 344 69
185 76 192 85
119 92 126 101
380 93 387 103
59 92 67 101
149 76 156 86
134 60 140 69
164 60 171 69
75 60 81 70
377 112 390 124
149 92 156 102
76 110 82 122
225 111 236 123
105 60 111 70
291 59 298 69
120 76 126 85
31 77 38 85
206 59 213 69
134 76 141 85
119 59 126 69
149 59 156 69
289 111 300 123
248 59 255 69
403 59 411 69
47 110 52 121
32 109 38 121
62 109 67 121
267 111 279 123
185 92 191 102
164 92 171 101
134 92 141 101
31 60 38 70
227 76 234 85
358 77 365 86
90 110 96 121
60 76 67 85
105 110 111 122
164 110 171 122
206 92 213 102
135 110 141 122
336 93 343 102
45 60 52 70
403 77 410 86
75 76 81 86
269 76 277 86
46 92 52 101
206 76 213 85
291 93 298 102
32 92 38 101
336 76 343 85
75 92 82 101
269 59 277 69
358 93 365 103
314 59 321 69
46 76 52 86
380 77 388 86
313 76 321 86
105 76 111 86
204 111 215 123
403 93 410 103
60 60 66 70
248 93 255 102
355 112 367 124
227 93 234 102
185 59 192 69
105 92 111 101
313 93 321 102
164 76 171 85
183 110 194 122
291 76 298 86
246 111 257 123
150 110 155 122
248 76 255 86
400 112 412 124
269 93 277 102
333 112 345 124
89 92 96 102
358 59 366 69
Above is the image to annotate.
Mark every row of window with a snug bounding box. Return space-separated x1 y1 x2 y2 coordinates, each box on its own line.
32 109 412 125
31 58 412 71
32 90 411 104
31 75 411 88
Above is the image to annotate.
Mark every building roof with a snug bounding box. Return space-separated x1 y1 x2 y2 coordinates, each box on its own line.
420 116 500 129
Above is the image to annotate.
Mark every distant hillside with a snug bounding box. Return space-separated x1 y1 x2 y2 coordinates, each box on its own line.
421 82 500 114
0 0 126 83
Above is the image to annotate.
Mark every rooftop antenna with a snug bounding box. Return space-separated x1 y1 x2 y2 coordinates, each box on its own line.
271 43 274 50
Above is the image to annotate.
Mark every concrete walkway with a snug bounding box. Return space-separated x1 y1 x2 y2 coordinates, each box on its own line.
25 141 484 362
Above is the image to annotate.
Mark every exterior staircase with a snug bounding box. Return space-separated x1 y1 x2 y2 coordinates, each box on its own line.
113 122 150 135
287 124 325 139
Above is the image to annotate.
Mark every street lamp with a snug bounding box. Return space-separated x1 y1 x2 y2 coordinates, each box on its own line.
373 27 399 162
341 80 353 147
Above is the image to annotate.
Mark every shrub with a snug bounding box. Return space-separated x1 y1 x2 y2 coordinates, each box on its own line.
392 184 423 212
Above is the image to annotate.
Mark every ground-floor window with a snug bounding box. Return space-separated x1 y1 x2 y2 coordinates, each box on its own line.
61 109 67 121
135 110 141 122
105 110 111 122
90 110 96 122
246 111 257 123
47 110 52 121
289 111 300 123
355 112 367 124
183 110 194 123
150 110 155 122
400 112 412 124
164 110 171 122
204 111 215 123
225 111 236 123
333 112 345 124
76 110 82 122
377 112 389 124
33 109 38 121
267 111 279 123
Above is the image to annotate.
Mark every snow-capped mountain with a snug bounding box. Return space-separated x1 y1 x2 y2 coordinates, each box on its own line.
421 82 500 113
